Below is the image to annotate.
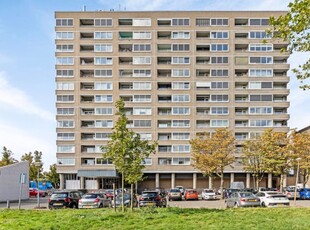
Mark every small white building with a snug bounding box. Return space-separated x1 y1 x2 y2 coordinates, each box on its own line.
0 161 29 202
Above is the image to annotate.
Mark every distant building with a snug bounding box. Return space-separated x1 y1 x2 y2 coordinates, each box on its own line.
0 162 29 202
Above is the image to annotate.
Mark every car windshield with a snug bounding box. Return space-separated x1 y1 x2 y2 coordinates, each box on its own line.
83 194 99 199
239 192 253 197
51 193 68 198
204 189 214 193
170 189 180 192
142 192 157 197
118 194 131 199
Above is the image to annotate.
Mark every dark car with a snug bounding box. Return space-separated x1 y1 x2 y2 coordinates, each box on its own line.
299 188 310 199
139 191 167 207
48 191 81 209
224 188 240 198
112 193 138 208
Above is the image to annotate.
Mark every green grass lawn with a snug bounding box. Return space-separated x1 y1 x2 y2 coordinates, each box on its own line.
1 207 310 230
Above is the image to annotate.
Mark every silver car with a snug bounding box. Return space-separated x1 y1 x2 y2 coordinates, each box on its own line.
78 193 111 208
201 189 217 200
225 192 260 208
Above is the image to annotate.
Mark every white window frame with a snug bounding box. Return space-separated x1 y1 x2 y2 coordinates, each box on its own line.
94 31 113 39
94 44 113 52
132 18 151 27
171 31 190 39
172 82 190 90
94 57 113 65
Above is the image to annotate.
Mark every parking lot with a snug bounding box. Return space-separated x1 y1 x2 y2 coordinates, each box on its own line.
2 197 310 210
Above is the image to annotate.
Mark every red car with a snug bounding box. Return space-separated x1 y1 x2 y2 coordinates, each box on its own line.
29 188 46 197
184 189 199 201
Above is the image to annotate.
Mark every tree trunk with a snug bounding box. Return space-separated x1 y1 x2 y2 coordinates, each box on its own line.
209 176 213 189
130 184 134 211
121 172 124 212
220 174 224 199
279 174 284 192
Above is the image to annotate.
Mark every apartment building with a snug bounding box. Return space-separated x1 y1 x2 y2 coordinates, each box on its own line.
55 11 290 191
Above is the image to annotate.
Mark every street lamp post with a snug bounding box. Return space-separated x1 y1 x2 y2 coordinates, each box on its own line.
34 162 42 208
294 158 301 206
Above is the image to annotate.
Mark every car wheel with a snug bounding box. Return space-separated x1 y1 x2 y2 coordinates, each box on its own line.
99 203 103 208
234 202 239 208
261 202 266 207
225 201 230 208
72 204 78 209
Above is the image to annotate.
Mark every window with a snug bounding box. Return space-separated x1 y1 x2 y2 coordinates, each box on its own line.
56 19 73 27
133 57 151 64
249 19 269 26
94 32 113 39
249 132 263 139
249 95 272 101
211 56 228 64
249 31 272 39
172 94 190 102
211 44 229 51
211 82 228 89
249 57 272 64
138 133 152 140
133 107 152 115
95 120 113 128
211 31 229 39
57 133 75 140
56 70 74 78
133 82 152 90
94 18 112 26
172 133 190 140
57 95 74 102
57 158 75 165
133 32 152 39
249 69 273 77
249 107 273 114
94 82 113 90
211 18 229 26
133 18 151 26
172 69 190 77
96 158 113 165
172 144 190 152
172 31 190 39
133 44 151 52
211 119 229 127
95 107 113 115
172 44 190 51
134 120 151 127
56 44 74 52
172 18 190 26
133 95 151 102
95 69 112 77
57 145 75 153
172 120 190 127
56 83 74 90
56 32 74 40
94 44 113 52
57 108 74 115
95 95 113 102
95 133 112 140
249 120 272 127
133 69 151 77
211 95 229 102
172 57 190 64
141 158 152 165
95 57 113 65
196 18 210 26
56 57 74 65
249 44 273 52
211 107 229 115
172 158 190 165
211 69 228 77
57 120 74 128
172 107 190 115
172 82 190 90
249 82 272 89
158 158 172 165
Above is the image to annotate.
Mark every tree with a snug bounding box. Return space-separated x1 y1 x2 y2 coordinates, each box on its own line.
0 146 17 166
269 0 310 90
190 128 235 199
21 151 44 181
290 131 310 187
103 99 157 211
242 138 267 190
260 129 291 192
43 164 60 188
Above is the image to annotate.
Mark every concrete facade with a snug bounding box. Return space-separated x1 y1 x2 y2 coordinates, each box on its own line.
0 162 29 202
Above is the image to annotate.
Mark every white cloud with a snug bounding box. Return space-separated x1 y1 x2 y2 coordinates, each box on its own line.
0 71 54 121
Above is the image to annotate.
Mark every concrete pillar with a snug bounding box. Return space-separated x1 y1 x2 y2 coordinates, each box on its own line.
155 173 160 188
171 173 175 188
96 179 100 189
193 173 197 189
268 173 272 188
209 176 213 189
283 174 287 188
230 173 234 185
59 174 65 190
246 173 251 188
80 176 85 189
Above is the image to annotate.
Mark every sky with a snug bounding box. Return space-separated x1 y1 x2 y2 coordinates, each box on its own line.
0 0 309 171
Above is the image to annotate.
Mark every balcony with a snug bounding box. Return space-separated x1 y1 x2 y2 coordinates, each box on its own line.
158 83 172 90
80 32 94 39
119 19 133 26
80 19 94 27
81 121 95 128
81 108 95 115
81 95 94 103
119 70 133 78
80 45 94 52
80 70 94 78
158 19 171 26
196 69 210 77
196 45 210 52
119 57 133 65
196 31 210 39
119 44 132 53
80 57 94 65
196 57 210 65
80 82 94 90
158 44 171 53
157 31 171 39
158 108 172 115
157 57 171 65
119 32 133 40
157 69 171 78
158 96 172 102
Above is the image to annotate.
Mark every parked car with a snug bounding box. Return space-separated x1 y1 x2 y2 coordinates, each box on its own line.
175 186 185 195
283 187 300 200
79 193 111 209
167 188 182 201
29 188 46 197
224 188 240 198
258 187 278 192
48 190 81 209
201 189 217 200
184 189 199 201
255 192 290 207
112 193 137 208
299 188 310 199
105 189 115 200
225 192 260 208
138 191 167 207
